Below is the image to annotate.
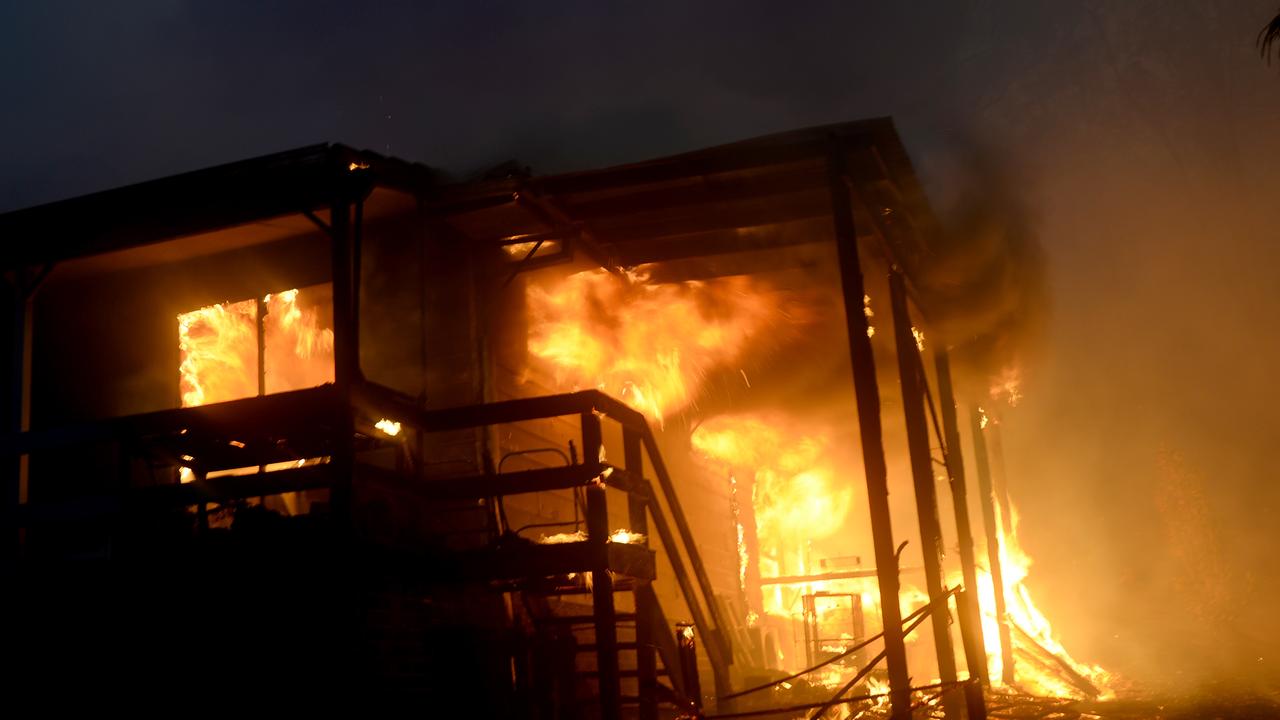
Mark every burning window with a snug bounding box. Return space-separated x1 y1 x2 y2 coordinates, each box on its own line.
178 284 335 408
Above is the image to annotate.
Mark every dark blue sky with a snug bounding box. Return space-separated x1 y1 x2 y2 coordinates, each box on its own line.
5 0 1280 687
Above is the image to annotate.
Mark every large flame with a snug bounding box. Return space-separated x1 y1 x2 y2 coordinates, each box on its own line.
524 266 1109 700
263 288 335 395
692 413 858 674
971 500 1115 699
178 287 334 409
525 267 774 423
692 415 851 553
178 299 259 407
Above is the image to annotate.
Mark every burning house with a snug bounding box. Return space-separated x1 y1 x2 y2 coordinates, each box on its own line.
0 118 1109 716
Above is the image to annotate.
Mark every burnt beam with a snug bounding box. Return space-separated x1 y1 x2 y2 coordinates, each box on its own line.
624 428 658 720
935 349 990 687
888 269 961 720
587 484 622 720
971 407 1016 684
827 140 911 720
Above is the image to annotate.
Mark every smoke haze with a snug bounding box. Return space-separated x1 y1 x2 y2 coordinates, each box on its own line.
4 0 1280 691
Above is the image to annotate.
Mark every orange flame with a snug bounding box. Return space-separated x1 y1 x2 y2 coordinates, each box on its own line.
693 413 856 674
263 288 334 395
525 268 775 424
989 365 1023 407
967 501 1114 698
692 414 851 555
178 287 333 409
178 299 258 407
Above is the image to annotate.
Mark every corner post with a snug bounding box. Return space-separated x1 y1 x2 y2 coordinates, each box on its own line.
624 428 658 720
970 407 1015 685
935 349 990 687
888 269 961 720
329 199 355 531
826 138 911 719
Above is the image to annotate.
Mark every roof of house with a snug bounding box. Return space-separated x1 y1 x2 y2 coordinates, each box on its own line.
0 117 938 276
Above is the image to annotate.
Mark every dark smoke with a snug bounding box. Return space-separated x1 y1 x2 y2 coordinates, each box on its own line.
913 154 1050 400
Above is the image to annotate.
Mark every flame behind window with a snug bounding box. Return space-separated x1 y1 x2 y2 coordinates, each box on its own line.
178 285 334 408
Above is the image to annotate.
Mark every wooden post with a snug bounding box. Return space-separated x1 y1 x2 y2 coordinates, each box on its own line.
4 266 47 556
329 200 355 531
986 421 1016 543
624 429 658 720
581 412 620 720
935 349 990 687
587 481 621 720
676 623 702 709
964 677 989 720
640 429 733 700
6 277 31 556
826 140 910 720
970 407 1015 685
888 269 961 720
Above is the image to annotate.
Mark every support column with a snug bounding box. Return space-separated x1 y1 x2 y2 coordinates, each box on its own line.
587 481 621 720
970 407 1015 685
888 270 960 720
6 277 32 556
826 141 910 720
935 349 990 687
624 429 657 720
329 200 355 531
986 421 1016 543
7 266 48 557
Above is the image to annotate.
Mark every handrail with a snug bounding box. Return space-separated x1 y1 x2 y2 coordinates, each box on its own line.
636 474 732 691
1 385 342 457
638 425 734 696
9 379 739 704
352 382 648 435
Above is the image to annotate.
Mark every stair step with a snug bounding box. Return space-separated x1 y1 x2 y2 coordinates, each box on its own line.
539 612 637 625
409 540 655 585
507 577 640 596
580 668 669 679
575 641 642 653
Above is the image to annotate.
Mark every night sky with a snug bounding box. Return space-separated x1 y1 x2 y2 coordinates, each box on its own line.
5 0 1280 690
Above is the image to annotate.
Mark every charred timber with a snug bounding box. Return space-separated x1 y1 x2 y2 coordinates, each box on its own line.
971 407 1016 685
888 268 961 720
935 349 991 687
827 139 911 719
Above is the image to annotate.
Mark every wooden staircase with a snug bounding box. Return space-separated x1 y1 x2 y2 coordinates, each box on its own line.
5 383 736 715
351 384 736 718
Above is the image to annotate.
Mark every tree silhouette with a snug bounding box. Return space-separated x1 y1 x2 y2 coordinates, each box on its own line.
1259 10 1280 62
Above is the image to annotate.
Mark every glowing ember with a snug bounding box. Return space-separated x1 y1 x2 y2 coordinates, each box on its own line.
535 529 645 544
374 418 402 437
503 241 541 257
525 267 775 424
538 531 587 544
911 326 925 352
608 529 646 544
501 239 563 259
